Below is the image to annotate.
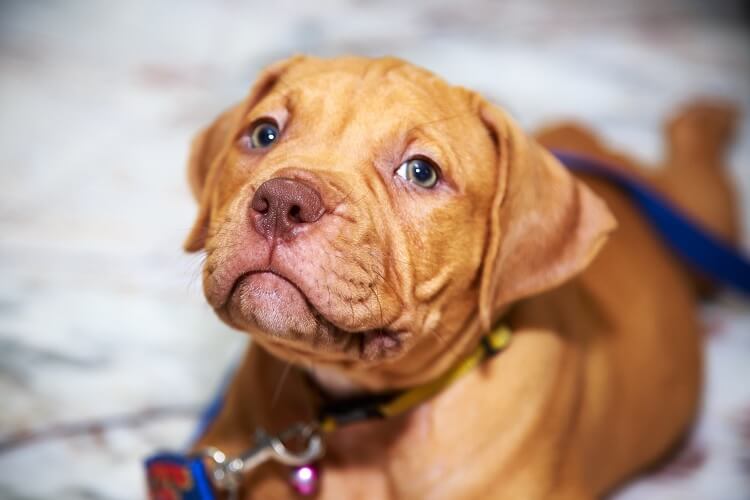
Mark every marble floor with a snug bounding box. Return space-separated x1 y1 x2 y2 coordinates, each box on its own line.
1 1 749 498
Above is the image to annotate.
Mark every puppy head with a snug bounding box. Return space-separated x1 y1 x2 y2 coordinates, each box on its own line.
185 56 615 388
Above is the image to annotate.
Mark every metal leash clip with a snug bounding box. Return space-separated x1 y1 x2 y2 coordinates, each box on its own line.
198 422 324 498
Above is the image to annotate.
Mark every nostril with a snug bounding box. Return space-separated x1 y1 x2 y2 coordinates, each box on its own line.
251 195 269 214
288 204 302 222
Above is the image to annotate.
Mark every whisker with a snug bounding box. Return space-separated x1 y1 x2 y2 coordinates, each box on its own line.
368 248 410 267
431 329 447 345
372 285 385 327
186 252 207 293
369 264 400 300
271 361 293 410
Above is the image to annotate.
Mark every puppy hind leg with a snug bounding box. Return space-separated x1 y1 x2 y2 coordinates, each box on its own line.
650 101 743 296
655 100 741 246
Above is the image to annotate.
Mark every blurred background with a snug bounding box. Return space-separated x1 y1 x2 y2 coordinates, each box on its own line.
1 1 749 498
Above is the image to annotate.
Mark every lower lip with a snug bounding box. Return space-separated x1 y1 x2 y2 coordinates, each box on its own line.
229 272 315 329
227 272 402 360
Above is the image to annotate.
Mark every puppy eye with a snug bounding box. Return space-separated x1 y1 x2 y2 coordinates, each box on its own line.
395 158 439 188
249 121 280 149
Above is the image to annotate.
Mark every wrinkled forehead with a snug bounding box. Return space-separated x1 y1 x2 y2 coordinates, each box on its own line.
250 58 495 183
281 61 468 122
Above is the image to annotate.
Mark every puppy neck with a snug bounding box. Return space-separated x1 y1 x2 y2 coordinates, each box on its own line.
303 312 498 396
307 364 368 398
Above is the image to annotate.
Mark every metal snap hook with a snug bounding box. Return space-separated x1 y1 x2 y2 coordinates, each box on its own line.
197 423 326 494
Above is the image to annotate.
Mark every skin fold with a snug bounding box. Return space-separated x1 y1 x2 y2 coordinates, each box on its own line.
183 55 739 499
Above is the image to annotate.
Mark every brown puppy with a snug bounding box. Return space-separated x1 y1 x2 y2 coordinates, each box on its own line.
183 56 738 499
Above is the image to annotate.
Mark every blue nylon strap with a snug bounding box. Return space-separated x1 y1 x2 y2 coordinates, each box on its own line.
552 150 750 296
143 365 236 499
187 364 236 448
144 452 216 500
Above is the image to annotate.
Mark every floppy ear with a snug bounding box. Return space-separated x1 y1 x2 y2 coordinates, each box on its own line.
183 55 306 252
477 101 617 330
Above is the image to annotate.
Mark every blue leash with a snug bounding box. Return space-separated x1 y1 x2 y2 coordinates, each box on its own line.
552 150 750 295
186 363 237 449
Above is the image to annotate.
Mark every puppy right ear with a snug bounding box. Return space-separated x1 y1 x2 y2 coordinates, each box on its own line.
183 55 306 252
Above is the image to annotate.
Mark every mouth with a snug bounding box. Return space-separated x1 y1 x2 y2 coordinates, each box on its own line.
222 271 403 362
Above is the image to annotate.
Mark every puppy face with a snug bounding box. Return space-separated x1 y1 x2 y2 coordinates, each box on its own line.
186 56 615 384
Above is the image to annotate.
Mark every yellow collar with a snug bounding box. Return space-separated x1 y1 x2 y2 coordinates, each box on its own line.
319 324 512 432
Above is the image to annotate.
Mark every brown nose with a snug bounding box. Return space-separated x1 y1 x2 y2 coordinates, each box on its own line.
250 178 324 240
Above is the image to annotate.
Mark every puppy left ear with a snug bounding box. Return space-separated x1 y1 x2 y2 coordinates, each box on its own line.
183 103 247 252
477 101 617 330
183 55 307 252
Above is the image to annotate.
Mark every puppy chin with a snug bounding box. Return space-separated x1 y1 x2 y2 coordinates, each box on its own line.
225 272 319 337
220 271 407 365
